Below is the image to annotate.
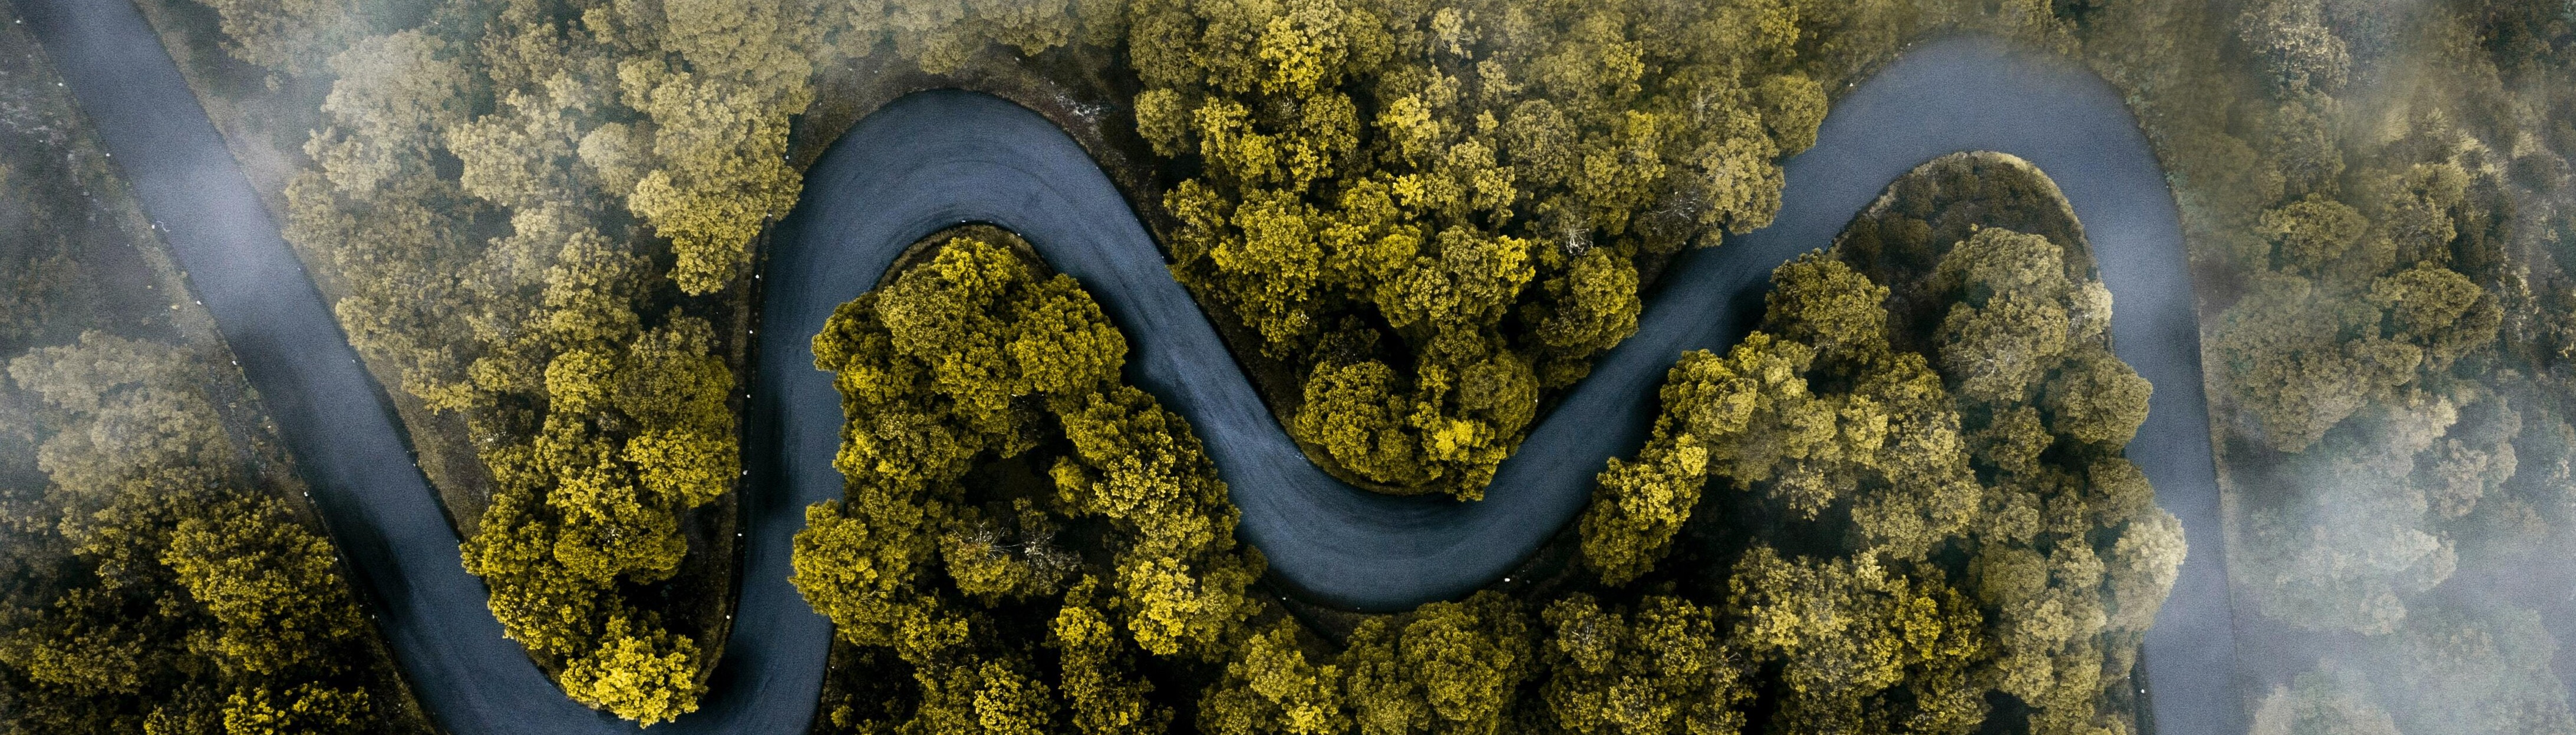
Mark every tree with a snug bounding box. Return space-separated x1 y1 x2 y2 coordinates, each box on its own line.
2257 194 2372 278
2240 396 2462 635
1538 594 1749 735
2217 271 2419 452
1726 547 1987 734
162 494 367 677
1053 580 1170 735
2234 0 2351 94
2369 604 2576 735
2248 666 2400 735
2368 261 2499 370
557 616 706 726
1384 591 1530 734
1198 620 1346 735
593 0 826 294
193 0 371 76
836 0 1126 74
221 682 371 735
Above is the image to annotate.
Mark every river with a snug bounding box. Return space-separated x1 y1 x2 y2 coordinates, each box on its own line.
18 2 2235 731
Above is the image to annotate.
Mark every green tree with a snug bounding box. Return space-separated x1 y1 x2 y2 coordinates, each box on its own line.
1053 579 1170 735
2257 194 2372 278
558 616 706 726
1198 620 1347 735
1537 593 1749 735
2217 272 2419 452
2233 0 2350 94
1728 547 1990 733
591 0 827 293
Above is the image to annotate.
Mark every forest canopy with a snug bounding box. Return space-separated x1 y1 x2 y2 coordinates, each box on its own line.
1570 154 2179 734
150 0 2576 730
1132 0 1838 499
2105 0 2576 728
784 157 2179 734
790 231 1266 732
167 0 1887 714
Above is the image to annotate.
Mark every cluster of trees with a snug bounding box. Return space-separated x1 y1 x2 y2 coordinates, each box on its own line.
1129 0 1844 499
2194 0 2576 657
174 0 1898 718
192 0 1268 717
0 333 400 734
0 16 167 363
791 233 1267 732
2142 0 2538 641
786 158 2180 733
1576 155 2182 734
190 0 840 719
2249 603 2575 735
2214 163 2503 458
207 0 2576 729
2090 0 2566 659
799 0 1893 501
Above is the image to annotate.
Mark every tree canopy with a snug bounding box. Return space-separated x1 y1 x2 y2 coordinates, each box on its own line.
1573 155 2181 735
793 232 1265 733
0 333 398 734
779 161 2177 734
1132 0 1838 499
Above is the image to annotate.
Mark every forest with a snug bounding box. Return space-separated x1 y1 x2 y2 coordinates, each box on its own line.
92 0 2576 730
151 0 1916 719
782 157 2179 734
0 16 426 733
1130 0 1834 499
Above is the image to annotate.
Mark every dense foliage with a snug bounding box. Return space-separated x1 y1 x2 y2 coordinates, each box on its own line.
2188 0 2552 648
790 233 1266 731
189 0 819 719
794 155 2177 734
2057 0 2576 727
1575 155 2180 734
0 335 399 734
166 0 2576 729
170 0 1881 713
1130 0 1843 499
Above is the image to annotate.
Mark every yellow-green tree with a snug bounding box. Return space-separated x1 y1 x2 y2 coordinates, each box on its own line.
1537 593 1750 735
1196 590 1531 735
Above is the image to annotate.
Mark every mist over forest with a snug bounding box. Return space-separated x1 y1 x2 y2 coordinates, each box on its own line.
0 0 2574 733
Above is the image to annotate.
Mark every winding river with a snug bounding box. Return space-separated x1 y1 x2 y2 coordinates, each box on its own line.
19 1 2238 732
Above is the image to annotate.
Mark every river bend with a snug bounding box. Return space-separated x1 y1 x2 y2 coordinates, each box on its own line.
18 3 2234 731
